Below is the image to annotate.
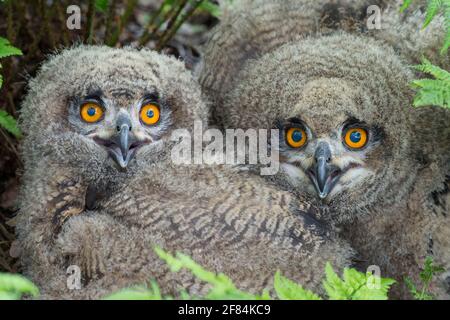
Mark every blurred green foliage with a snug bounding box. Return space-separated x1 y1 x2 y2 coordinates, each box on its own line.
104 247 396 300
0 37 22 138
0 272 39 300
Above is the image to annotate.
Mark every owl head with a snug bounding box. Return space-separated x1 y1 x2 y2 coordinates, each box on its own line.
222 34 420 223
20 46 207 182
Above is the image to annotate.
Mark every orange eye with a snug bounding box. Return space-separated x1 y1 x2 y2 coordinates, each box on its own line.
140 103 160 126
80 103 103 123
286 127 307 148
343 128 368 149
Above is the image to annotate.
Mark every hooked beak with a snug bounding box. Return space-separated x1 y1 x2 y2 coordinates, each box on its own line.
111 121 136 168
307 142 342 199
94 113 146 169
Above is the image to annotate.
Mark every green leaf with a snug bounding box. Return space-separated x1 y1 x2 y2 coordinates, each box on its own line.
412 59 450 108
323 263 395 300
104 281 167 300
400 0 413 12
0 292 20 300
155 247 269 300
420 257 445 283
405 276 419 297
274 271 322 300
414 58 450 81
423 0 443 29
405 277 433 300
403 0 449 53
103 248 397 300
198 1 221 17
404 257 444 300
352 273 396 300
0 37 22 59
412 85 448 107
323 262 349 299
95 0 109 12
0 273 39 300
442 0 450 53
0 109 22 138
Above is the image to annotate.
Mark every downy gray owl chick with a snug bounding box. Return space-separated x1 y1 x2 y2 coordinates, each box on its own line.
16 46 354 299
198 0 449 298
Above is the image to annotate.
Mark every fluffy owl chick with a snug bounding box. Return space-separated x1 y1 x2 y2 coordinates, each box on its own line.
198 0 449 298
16 46 353 299
199 0 388 124
199 0 447 125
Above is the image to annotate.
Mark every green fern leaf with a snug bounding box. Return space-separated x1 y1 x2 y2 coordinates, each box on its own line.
0 37 22 59
414 58 450 80
0 292 21 300
155 247 269 300
198 1 221 17
400 0 413 12
323 263 396 300
273 271 322 300
95 0 109 12
423 0 443 28
442 0 450 53
412 59 450 108
404 257 444 300
404 277 419 298
343 268 366 294
104 288 160 300
420 257 445 283
402 0 449 53
0 109 21 138
0 273 39 300
351 273 396 300
323 262 350 299
103 249 397 300
104 281 165 300
412 78 448 106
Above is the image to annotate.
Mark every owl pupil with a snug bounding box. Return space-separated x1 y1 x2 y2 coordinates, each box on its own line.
292 130 303 142
350 131 361 143
87 107 96 116
147 110 154 118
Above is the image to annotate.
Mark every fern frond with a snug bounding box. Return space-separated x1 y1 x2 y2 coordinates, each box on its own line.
353 272 396 300
423 0 443 28
401 0 449 53
323 263 350 299
154 247 270 300
400 0 414 12
405 257 444 300
412 59 450 108
323 263 396 300
419 257 445 283
0 37 22 60
273 271 322 300
0 109 21 138
0 273 39 300
443 0 450 53
104 281 165 300
95 0 109 12
198 1 221 17
414 58 450 80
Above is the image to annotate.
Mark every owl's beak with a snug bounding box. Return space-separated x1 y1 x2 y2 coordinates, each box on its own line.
110 121 136 168
307 142 342 199
94 114 144 169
